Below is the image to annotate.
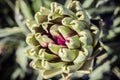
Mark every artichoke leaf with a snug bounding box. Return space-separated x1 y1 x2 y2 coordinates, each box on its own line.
83 45 93 57
38 49 57 61
73 51 87 64
26 20 39 33
48 43 63 55
63 63 84 73
62 17 73 26
35 33 55 47
26 34 39 46
78 59 93 73
25 46 40 59
42 68 64 79
58 26 75 39
90 25 100 47
76 11 90 24
70 20 86 33
51 2 75 17
31 60 44 70
50 24 61 38
35 12 48 24
40 60 66 70
67 1 84 12
42 22 53 33
59 48 79 62
67 1 90 24
79 30 93 46
66 35 81 49
50 25 66 45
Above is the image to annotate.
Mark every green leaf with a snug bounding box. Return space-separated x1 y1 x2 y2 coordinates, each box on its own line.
15 1 30 34
16 42 28 71
20 0 33 19
90 61 110 80
32 0 43 12
59 48 79 62
35 12 48 24
0 27 22 38
11 68 25 80
113 17 120 27
65 0 72 8
43 0 54 9
42 68 63 79
82 0 94 8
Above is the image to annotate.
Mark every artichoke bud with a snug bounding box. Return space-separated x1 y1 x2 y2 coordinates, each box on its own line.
25 1 102 79
59 48 79 62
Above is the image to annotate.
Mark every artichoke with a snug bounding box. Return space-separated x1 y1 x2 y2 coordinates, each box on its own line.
26 1 101 79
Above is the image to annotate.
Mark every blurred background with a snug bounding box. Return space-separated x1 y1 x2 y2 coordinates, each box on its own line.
0 0 120 80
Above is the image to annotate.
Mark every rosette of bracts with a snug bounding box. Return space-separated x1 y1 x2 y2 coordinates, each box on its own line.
26 1 103 79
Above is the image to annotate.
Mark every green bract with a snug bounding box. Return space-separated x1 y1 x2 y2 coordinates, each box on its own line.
26 1 100 79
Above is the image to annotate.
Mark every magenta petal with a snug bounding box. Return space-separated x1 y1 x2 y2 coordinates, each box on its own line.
56 36 66 45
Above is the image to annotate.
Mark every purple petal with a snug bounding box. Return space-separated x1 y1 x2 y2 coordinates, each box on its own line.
56 36 66 45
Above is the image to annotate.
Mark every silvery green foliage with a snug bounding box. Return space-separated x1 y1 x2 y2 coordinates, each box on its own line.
26 1 102 79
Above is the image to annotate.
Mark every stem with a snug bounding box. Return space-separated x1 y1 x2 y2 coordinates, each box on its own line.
5 0 14 11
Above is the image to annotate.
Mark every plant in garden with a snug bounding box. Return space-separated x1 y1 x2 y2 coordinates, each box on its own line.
0 0 119 80
26 1 103 79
